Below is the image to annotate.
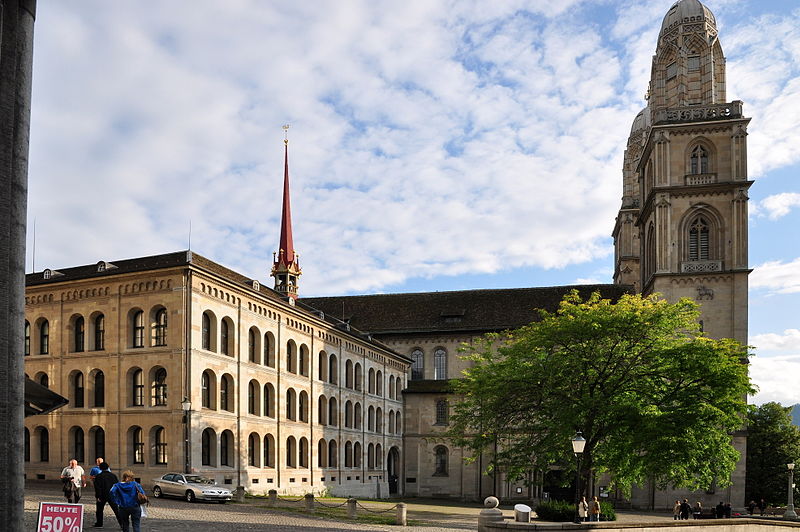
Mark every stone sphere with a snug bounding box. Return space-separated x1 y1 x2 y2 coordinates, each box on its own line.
484 496 500 508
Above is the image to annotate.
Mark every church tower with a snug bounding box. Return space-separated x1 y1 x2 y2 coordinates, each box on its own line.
271 126 302 300
613 0 751 345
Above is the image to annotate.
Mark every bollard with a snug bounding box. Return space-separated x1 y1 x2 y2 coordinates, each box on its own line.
235 486 246 503
347 497 357 519
305 493 315 513
395 502 407 526
268 489 277 508
478 496 504 532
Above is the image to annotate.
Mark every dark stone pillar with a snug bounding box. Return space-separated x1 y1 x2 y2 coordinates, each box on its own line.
0 1 36 529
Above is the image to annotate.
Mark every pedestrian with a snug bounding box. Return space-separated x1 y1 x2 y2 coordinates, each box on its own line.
748 500 756 515
60 459 86 503
724 502 732 518
589 496 601 522
93 462 120 528
89 457 105 481
693 501 702 519
716 501 725 518
680 498 691 520
578 496 589 521
758 498 767 516
109 470 147 532
673 500 681 520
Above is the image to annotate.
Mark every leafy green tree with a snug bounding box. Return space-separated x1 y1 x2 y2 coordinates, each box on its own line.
746 402 800 505
448 291 753 495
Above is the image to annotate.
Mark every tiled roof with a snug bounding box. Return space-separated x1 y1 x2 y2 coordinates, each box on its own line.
301 284 633 335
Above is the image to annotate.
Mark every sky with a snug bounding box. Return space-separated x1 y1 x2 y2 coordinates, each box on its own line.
26 1 800 406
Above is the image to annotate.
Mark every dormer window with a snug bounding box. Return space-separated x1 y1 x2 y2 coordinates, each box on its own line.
43 269 52 280
252 280 260 291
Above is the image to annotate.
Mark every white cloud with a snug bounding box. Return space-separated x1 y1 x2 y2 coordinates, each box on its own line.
750 354 800 406
754 192 800 220
751 329 800 354
751 258 800 295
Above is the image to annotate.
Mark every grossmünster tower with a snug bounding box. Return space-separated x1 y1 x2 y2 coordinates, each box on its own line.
613 0 750 347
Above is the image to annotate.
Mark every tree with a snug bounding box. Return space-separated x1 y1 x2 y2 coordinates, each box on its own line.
448 291 753 495
746 402 800 505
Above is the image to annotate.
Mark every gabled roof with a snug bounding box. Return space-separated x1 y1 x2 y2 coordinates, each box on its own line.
302 284 633 335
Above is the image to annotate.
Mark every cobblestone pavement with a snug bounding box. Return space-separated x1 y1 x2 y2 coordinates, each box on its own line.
24 482 475 531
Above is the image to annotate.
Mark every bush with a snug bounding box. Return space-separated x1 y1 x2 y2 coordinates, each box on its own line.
534 499 617 522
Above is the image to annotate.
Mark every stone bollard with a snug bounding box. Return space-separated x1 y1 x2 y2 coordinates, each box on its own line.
347 497 358 519
395 502 407 526
305 493 315 513
268 489 277 508
478 496 504 532
234 486 246 503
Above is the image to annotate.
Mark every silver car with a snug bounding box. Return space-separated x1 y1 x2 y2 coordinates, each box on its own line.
151 473 233 503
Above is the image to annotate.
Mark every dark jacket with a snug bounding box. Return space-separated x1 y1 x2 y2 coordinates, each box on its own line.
94 471 119 501
109 481 145 509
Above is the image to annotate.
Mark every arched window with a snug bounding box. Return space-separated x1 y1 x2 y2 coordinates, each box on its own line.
132 427 144 464
74 316 85 352
395 377 402 399
286 389 296 421
201 371 211 408
248 380 259 415
329 354 338 384
152 368 167 406
154 308 168 346
353 442 362 468
24 427 30 462
286 341 296 373
286 436 296 467
376 370 383 396
318 395 328 425
434 445 448 476
345 401 353 428
354 363 363 391
93 371 105 408
132 310 144 348
345 360 353 389
376 444 383 468
264 383 275 418
71 427 85 463
389 376 395 399
435 399 448 425
72 372 85 408
94 314 105 351
368 443 375 469
38 427 50 462
396 413 402 435
299 437 309 468
368 368 375 394
264 434 276 468
688 216 710 261
38 372 48 388
220 375 232 412
645 224 656 281
345 441 353 467
220 319 230 356
201 429 215 466
264 332 276 367
376 408 383 433
329 397 338 427
690 145 709 174
433 348 447 380
411 349 423 380
248 328 259 364
318 352 328 382
91 426 105 462
299 345 309 376
24 320 30 356
39 320 49 355
202 312 212 350
220 430 233 466
154 427 167 464
248 433 259 467
354 403 362 430
328 440 338 468
299 391 309 423
368 406 375 431
318 439 327 468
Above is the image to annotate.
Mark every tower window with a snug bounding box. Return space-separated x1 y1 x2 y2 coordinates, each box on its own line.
690 145 709 174
666 62 677 80
688 217 710 261
410 349 424 380
688 55 700 71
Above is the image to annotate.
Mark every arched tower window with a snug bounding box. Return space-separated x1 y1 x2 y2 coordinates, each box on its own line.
688 216 710 261
690 145 709 174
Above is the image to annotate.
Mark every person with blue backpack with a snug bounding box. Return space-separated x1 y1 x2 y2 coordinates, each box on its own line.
109 470 147 532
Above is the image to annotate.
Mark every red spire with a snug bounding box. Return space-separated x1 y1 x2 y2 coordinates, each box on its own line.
278 139 295 265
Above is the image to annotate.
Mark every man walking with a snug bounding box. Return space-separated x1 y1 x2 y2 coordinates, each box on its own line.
60 459 86 503
89 457 105 481
93 462 119 528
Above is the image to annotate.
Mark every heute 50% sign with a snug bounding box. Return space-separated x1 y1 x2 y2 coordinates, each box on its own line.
37 502 84 532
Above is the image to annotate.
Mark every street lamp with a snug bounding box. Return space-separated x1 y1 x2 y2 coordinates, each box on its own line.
572 432 587 524
182 398 192 474
785 463 797 520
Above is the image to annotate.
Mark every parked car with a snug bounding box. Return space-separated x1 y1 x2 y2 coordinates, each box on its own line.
151 473 233 503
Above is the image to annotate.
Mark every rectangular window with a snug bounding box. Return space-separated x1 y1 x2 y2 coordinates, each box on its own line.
666 62 677 80
688 56 700 71
156 443 168 464
134 442 144 464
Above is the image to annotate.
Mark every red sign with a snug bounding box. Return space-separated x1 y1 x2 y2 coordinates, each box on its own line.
36 502 84 532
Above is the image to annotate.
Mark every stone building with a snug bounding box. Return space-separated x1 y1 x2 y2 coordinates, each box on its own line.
23 0 750 509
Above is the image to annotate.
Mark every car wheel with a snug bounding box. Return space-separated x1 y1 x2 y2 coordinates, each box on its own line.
185 490 196 503
152 486 162 498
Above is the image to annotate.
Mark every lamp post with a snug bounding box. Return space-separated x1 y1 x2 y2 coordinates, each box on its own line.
785 463 797 520
182 398 192 474
572 432 587 524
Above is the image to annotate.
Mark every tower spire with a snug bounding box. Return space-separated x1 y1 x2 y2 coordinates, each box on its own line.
271 125 302 300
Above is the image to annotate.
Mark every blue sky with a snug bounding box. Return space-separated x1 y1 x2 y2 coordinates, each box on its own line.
26 0 800 405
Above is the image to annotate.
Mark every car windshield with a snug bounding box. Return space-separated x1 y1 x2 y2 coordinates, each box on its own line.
184 476 215 485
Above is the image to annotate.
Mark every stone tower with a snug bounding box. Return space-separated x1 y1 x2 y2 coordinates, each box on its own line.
613 0 751 345
271 130 302 300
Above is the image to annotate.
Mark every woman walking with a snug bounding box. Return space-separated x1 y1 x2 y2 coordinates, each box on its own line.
109 470 146 532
